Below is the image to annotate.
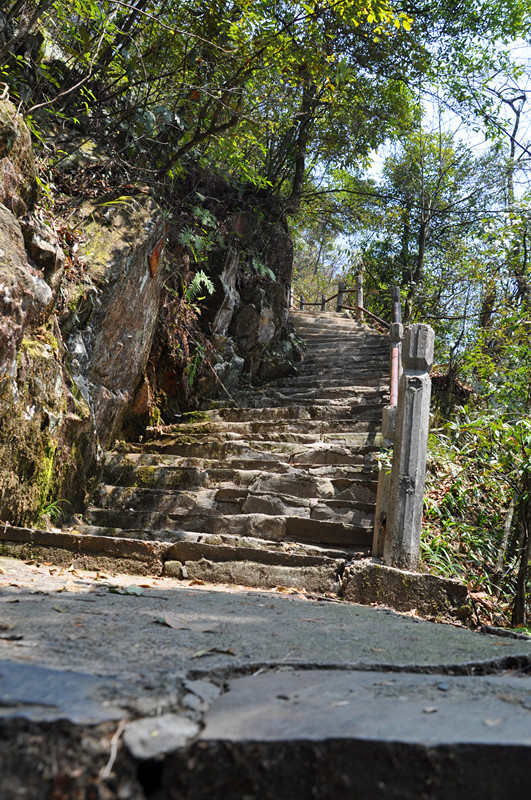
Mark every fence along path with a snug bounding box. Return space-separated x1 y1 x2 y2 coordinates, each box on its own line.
77 307 391 593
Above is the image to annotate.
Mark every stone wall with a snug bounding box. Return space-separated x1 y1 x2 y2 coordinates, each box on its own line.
0 105 298 524
0 102 166 526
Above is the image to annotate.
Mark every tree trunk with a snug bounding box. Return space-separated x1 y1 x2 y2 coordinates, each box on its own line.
287 82 318 213
493 495 516 597
511 497 531 626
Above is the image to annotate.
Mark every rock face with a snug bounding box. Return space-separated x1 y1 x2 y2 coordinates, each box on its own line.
61 199 166 445
0 105 297 526
129 172 301 423
0 103 166 526
0 204 53 381
0 99 37 216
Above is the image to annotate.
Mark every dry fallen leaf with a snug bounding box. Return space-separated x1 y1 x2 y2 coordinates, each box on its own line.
189 579 206 586
154 615 219 633
191 647 236 659
423 707 438 714
108 585 144 596
483 718 502 727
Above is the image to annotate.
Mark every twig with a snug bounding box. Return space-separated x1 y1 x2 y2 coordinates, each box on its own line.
100 718 127 781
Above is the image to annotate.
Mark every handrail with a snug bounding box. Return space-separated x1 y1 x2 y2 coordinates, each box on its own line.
343 304 390 330
389 287 402 408
296 287 356 311
292 275 396 329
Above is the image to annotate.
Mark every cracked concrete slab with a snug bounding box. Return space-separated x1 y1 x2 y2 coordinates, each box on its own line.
1 556 531 798
201 668 531 746
0 660 124 724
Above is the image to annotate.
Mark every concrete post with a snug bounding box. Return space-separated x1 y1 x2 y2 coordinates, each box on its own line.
372 405 397 558
355 274 364 322
336 281 345 312
299 295 304 310
372 322 402 558
320 295 326 312
391 286 402 325
383 324 434 571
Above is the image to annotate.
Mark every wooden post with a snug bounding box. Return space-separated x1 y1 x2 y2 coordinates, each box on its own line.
383 324 435 571
355 274 364 322
320 295 326 311
299 295 304 310
336 281 345 312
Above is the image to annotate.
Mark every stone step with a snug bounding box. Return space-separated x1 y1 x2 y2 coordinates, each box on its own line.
136 435 382 460
202 403 384 423
83 508 373 546
104 452 379 482
299 351 389 366
299 331 385 342
299 328 386 338
277 373 387 389
94 485 375 523
74 524 362 562
102 460 378 501
203 399 382 423
241 386 388 404
292 313 379 331
145 428 382 448
150 417 380 439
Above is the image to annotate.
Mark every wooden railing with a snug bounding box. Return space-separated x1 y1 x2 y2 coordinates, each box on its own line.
291 275 391 329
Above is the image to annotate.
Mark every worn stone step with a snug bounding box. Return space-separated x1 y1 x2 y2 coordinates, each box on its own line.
296 332 387 345
146 429 382 449
75 524 360 562
277 374 387 390
298 354 389 370
136 438 308 460
83 508 373 546
137 435 382 460
203 403 384 423
109 446 380 471
243 386 388 405
103 453 379 486
150 417 380 439
95 485 375 524
296 321 385 332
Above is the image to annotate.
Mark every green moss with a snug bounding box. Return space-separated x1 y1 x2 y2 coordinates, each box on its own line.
0 336 66 527
67 284 87 313
133 465 158 487
182 410 210 423
149 405 163 427
35 439 58 520
167 470 190 489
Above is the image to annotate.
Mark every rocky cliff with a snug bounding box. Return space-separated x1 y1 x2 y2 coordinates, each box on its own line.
0 102 298 527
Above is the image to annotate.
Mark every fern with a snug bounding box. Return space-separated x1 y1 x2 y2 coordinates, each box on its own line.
185 270 215 302
251 256 276 282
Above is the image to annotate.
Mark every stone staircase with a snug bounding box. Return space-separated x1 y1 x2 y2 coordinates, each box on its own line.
78 310 390 592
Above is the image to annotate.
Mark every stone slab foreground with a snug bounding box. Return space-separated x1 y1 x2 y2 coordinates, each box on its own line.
166 669 531 799
1 556 531 798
